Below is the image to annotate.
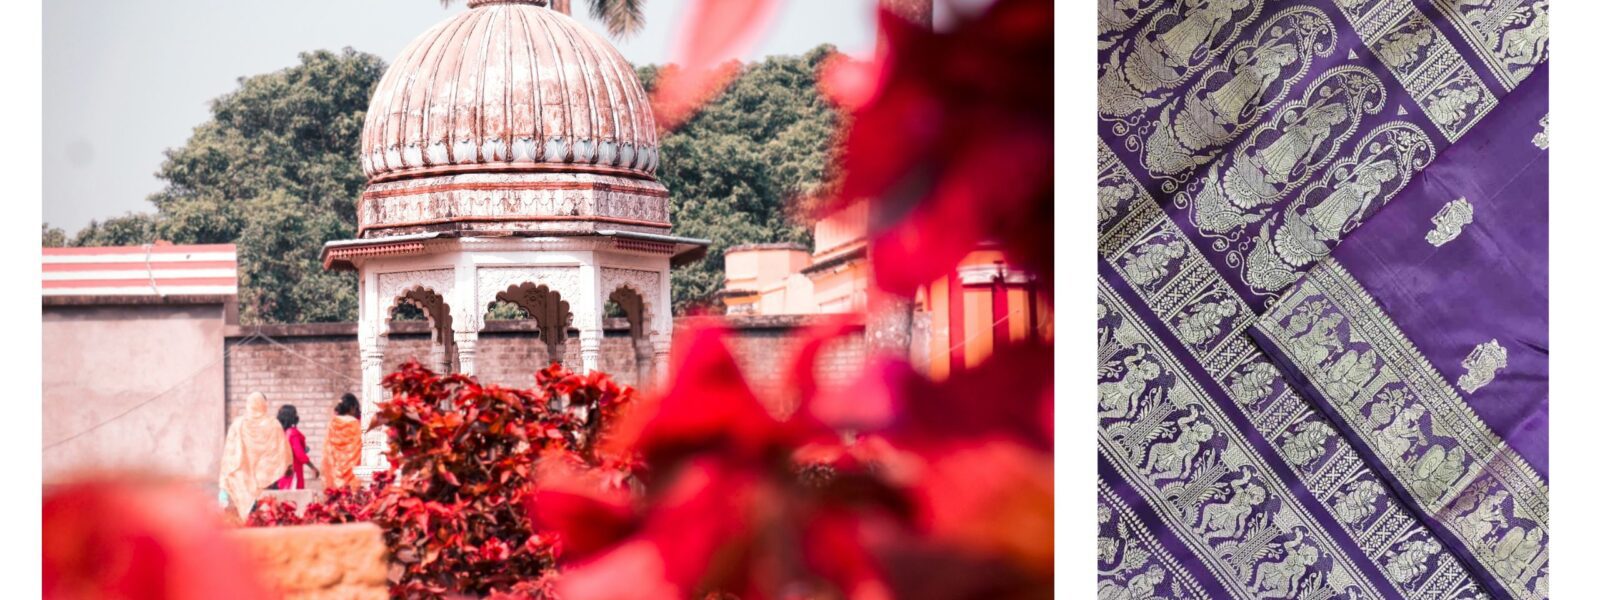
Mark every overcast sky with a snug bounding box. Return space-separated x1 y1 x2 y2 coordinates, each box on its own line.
42 0 879 233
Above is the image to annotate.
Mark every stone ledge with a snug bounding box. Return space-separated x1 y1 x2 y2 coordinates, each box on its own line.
229 522 388 599
675 313 866 331
227 318 639 340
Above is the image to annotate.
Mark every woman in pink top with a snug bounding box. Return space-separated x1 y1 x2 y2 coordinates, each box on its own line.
274 404 320 489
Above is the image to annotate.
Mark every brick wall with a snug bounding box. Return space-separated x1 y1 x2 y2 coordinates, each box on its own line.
674 315 867 417
223 316 864 473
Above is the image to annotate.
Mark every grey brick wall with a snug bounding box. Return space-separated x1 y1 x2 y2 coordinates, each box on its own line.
224 316 866 470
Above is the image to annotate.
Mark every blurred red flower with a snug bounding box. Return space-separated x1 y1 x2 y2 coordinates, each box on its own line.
532 328 906 600
534 324 1053 599
822 0 1054 296
43 478 274 600
650 0 781 130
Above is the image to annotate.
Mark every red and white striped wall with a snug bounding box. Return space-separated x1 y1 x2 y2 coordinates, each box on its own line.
43 244 238 297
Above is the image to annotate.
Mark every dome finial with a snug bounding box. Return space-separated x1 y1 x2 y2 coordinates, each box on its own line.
466 0 547 8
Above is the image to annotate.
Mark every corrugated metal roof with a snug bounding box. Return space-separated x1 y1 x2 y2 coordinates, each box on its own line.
43 244 238 298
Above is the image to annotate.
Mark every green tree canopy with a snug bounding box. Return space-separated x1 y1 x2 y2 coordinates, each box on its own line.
42 224 67 248
646 45 843 311
45 44 841 321
69 213 160 247
150 48 382 323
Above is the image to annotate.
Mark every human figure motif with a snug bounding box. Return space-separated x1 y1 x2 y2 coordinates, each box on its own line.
1321 349 1378 402
1147 410 1216 481
1099 0 1150 37
1492 526 1543 583
1206 44 1298 126
1177 298 1239 345
1500 1 1549 79
1371 401 1426 461
1122 240 1187 287
1252 528 1322 598
1333 479 1384 525
1100 347 1162 420
1198 467 1267 542
1100 180 1138 223
1383 539 1441 585
1287 311 1343 368
1256 104 1347 183
1376 23 1434 70
1281 420 1335 467
218 392 292 520
1410 445 1467 504
1225 103 1349 207
1228 362 1278 403
1156 0 1253 66
1099 565 1167 600
1425 86 1482 128
1455 490 1510 545
1305 160 1399 240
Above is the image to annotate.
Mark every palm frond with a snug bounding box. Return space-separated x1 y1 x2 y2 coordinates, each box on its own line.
587 0 646 38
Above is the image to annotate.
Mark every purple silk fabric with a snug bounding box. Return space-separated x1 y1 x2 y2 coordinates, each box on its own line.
1258 64 1549 477
1097 1 1550 598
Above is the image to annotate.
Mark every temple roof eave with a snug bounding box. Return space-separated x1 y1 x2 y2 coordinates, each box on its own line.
320 230 710 271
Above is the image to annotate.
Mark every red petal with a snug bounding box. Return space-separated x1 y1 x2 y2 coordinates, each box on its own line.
43 478 275 600
651 0 781 130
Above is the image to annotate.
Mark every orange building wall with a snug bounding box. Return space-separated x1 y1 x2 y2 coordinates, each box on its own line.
923 252 1051 381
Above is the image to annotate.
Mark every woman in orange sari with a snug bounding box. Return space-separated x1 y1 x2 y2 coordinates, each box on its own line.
321 393 364 490
218 392 291 519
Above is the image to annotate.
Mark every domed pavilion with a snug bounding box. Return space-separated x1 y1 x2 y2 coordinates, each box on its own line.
321 0 706 476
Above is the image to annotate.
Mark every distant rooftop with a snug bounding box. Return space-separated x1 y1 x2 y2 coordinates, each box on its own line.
43 243 238 300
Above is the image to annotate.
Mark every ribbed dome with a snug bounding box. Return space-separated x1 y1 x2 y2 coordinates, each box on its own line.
360 1 659 182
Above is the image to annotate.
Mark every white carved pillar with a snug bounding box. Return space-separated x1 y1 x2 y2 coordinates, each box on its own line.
430 339 452 374
579 331 602 374
578 257 603 373
655 264 674 388
652 338 672 389
356 330 390 478
454 260 481 376
454 329 480 376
